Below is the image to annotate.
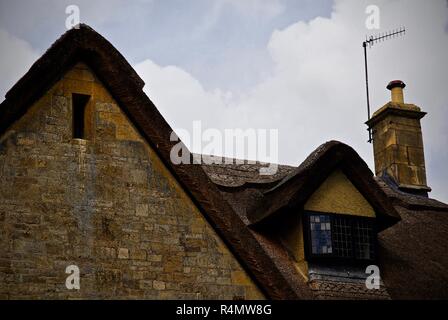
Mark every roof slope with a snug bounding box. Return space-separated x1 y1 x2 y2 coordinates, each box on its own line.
378 207 448 299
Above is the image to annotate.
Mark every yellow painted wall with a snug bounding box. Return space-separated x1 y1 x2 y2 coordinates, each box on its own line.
304 169 375 218
278 214 309 280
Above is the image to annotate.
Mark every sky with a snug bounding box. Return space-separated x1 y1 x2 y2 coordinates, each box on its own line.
0 0 447 202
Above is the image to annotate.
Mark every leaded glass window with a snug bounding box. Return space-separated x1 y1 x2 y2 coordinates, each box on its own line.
353 219 375 260
333 215 353 258
310 214 332 255
306 212 376 261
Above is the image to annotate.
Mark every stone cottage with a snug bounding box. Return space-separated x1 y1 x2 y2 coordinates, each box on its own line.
0 25 447 299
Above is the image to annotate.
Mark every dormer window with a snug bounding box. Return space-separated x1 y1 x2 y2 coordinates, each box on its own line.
305 211 376 262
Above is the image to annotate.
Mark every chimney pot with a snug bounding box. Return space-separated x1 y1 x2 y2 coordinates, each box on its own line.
387 80 406 103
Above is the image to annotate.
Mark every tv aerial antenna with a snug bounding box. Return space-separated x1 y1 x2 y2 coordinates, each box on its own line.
363 27 406 143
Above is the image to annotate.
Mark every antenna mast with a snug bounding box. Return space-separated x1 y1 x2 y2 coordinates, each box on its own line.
363 27 406 143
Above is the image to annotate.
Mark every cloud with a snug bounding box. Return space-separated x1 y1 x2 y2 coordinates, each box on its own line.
0 28 39 100
135 0 448 202
136 59 231 124
223 0 285 18
190 0 285 42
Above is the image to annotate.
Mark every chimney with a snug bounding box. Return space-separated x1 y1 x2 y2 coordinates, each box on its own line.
366 80 431 196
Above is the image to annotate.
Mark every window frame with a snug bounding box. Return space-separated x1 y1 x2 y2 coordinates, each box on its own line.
303 210 378 265
72 93 91 140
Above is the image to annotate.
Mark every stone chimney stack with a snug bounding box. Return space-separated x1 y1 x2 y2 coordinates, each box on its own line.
366 80 431 196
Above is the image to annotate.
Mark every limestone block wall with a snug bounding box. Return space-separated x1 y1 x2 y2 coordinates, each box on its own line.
0 63 264 299
371 104 428 189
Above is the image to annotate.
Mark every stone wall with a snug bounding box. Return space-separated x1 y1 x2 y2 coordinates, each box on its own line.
371 102 429 191
0 63 264 299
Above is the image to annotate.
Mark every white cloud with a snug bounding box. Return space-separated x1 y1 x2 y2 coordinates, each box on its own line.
0 29 39 101
135 59 231 126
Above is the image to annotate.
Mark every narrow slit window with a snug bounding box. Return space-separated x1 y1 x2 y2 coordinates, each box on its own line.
72 93 91 139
